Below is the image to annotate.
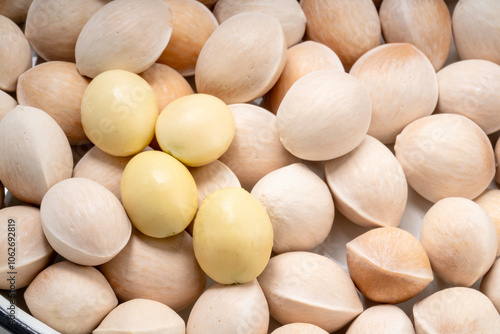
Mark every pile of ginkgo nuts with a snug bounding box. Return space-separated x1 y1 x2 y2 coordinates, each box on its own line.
1 0 500 333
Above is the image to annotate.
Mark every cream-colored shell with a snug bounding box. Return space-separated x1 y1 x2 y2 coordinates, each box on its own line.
0 90 16 122
195 12 287 104
264 41 344 114
480 259 500 313
413 287 500 334
395 114 495 203
0 106 73 205
301 0 381 68
324 135 407 228
420 197 497 286
347 305 415 334
277 70 371 161
158 0 218 76
25 261 118 334
350 43 438 144
436 59 500 134
75 0 173 78
380 0 451 71
17 61 90 145
0 206 54 289
139 63 194 113
213 0 306 48
25 0 110 62
186 279 269 334
251 163 334 254
271 323 329 334
474 189 500 257
258 251 363 333
0 0 32 23
99 229 206 312
452 0 500 65
40 178 132 266
94 299 185 334
0 15 31 91
219 103 299 190
346 227 433 303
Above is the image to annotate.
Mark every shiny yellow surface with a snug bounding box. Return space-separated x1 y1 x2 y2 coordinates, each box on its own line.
81 70 158 157
121 151 198 238
155 93 235 167
193 187 273 284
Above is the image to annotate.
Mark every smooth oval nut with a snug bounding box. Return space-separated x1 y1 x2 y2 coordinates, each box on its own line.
186 279 269 334
0 106 73 205
395 114 495 203
94 299 185 334
100 229 207 312
219 103 299 190
474 189 500 257
0 206 54 289
380 0 452 71
0 0 33 23
324 135 408 228
25 261 118 334
195 12 287 104
0 90 17 122
75 0 173 78
347 305 415 334
413 287 500 334
264 41 344 114
17 61 90 145
480 259 500 313
436 59 500 134
271 323 329 334
41 178 132 266
258 251 363 333
251 163 335 254
420 197 497 286
346 227 433 303
350 43 438 144
277 70 371 161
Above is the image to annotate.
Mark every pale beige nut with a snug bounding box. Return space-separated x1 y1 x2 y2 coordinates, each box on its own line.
258 251 363 333
347 305 415 334
75 0 173 78
40 178 132 266
0 106 73 205
251 163 334 254
0 206 54 289
350 43 438 144
380 0 452 71
25 261 118 334
213 0 306 48
395 114 495 203
420 197 497 287
0 15 32 91
219 103 298 190
195 12 287 104
271 323 328 334
436 59 500 134
94 299 185 334
264 41 344 114
0 0 32 23
186 279 268 334
139 63 194 114
301 0 381 68
158 0 218 76
474 189 500 257
99 228 206 312
452 0 500 65
276 70 371 161
0 90 17 122
413 287 500 334
17 61 90 145
346 227 433 303
480 259 500 313
324 135 407 228
25 0 110 62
